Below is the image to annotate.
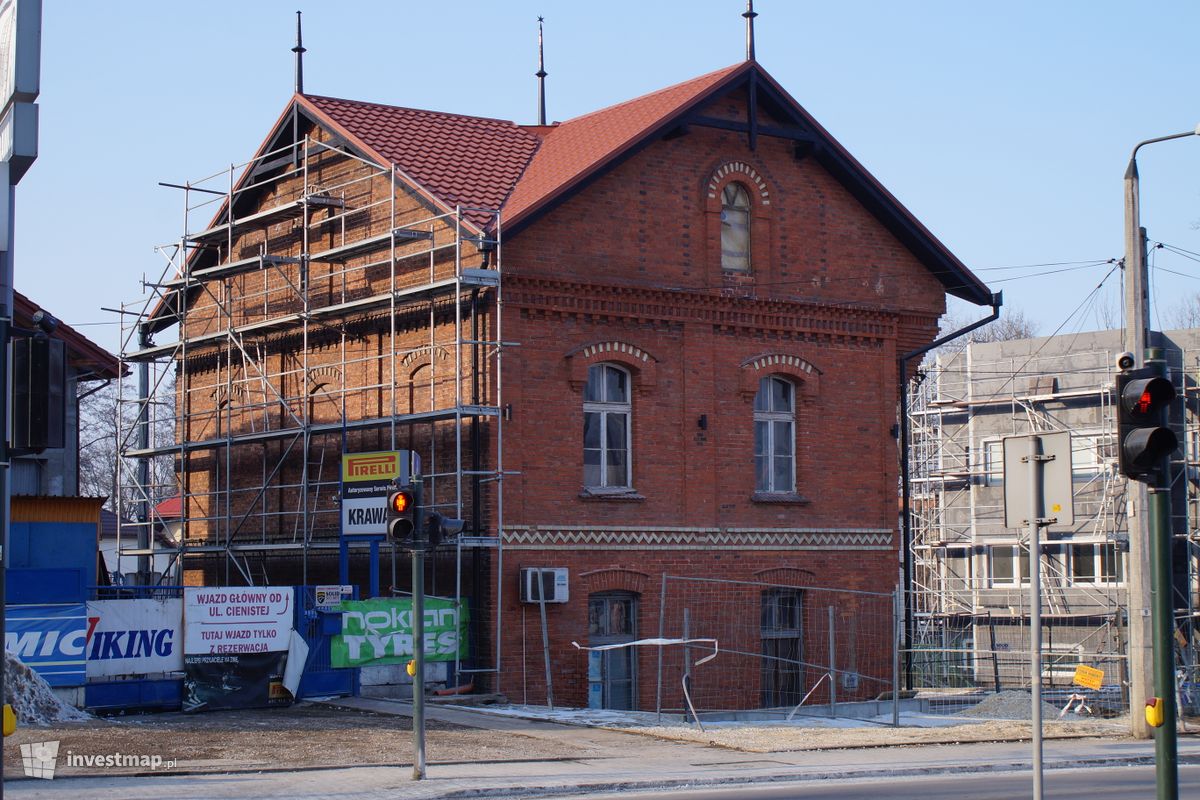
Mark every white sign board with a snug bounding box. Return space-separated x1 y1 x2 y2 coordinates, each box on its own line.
184 587 293 655
85 598 184 677
1002 431 1075 528
314 585 353 611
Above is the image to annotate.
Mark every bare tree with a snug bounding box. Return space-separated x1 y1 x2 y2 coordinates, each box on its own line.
78 374 177 512
936 307 1039 355
1161 292 1200 330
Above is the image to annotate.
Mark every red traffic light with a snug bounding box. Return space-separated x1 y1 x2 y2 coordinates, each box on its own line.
1122 376 1174 419
388 490 414 515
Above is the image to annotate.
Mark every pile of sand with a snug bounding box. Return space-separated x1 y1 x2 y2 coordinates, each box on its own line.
4 651 88 724
956 690 1059 720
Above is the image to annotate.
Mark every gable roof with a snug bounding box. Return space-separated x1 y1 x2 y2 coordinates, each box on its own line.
299 95 542 230
176 61 991 308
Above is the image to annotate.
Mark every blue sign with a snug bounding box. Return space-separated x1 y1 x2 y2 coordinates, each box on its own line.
6 604 87 686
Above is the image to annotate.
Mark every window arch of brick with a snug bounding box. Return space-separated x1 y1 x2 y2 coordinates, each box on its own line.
579 567 650 596
705 161 773 276
565 340 658 393
738 353 821 399
754 566 817 587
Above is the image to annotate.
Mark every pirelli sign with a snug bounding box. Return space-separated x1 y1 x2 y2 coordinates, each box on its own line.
340 450 415 536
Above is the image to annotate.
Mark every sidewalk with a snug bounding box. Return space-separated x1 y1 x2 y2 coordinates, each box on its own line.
6 697 1200 800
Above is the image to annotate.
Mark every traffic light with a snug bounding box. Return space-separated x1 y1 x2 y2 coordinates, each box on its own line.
386 485 418 543
1116 366 1177 482
424 512 465 549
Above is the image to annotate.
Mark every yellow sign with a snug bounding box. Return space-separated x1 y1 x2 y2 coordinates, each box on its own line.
342 451 402 483
3 704 15 736
1073 664 1104 691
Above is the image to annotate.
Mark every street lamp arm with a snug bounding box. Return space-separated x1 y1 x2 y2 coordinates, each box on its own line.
1129 125 1200 167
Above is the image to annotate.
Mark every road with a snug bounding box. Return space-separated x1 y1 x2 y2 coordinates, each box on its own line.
570 764 1200 800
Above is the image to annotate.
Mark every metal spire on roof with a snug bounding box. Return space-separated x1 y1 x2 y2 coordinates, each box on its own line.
536 16 548 125
743 0 758 62
292 10 306 94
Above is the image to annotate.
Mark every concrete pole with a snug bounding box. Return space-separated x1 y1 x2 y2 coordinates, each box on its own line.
1124 154 1153 740
1123 128 1199 738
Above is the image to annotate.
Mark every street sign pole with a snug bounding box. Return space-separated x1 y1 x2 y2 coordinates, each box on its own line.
1027 434 1045 800
1004 430 1073 800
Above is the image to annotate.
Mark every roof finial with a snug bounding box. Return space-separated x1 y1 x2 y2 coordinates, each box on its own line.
536 16 548 125
292 10 306 95
742 0 758 62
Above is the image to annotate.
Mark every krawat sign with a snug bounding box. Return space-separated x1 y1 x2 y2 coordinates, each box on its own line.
85 599 184 677
184 588 293 655
340 450 414 536
330 597 468 668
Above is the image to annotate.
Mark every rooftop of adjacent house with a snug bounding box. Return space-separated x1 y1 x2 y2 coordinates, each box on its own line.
15 290 121 381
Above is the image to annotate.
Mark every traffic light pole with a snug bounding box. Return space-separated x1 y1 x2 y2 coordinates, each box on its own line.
411 476 426 781
1149 480 1177 800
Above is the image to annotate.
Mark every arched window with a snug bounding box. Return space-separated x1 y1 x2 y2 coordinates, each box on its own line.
754 375 794 493
584 363 631 489
721 182 752 271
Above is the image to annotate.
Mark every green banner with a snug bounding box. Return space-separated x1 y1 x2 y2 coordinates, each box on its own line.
330 597 468 668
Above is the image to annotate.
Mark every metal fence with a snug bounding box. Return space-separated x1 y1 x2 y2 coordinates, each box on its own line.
654 575 899 720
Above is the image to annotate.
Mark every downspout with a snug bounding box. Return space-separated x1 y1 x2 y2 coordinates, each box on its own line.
898 291 1002 689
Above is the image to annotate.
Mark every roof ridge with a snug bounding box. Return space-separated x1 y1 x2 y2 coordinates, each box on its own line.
556 62 745 125
302 92 525 129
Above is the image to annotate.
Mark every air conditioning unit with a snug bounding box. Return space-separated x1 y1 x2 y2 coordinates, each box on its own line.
519 567 569 604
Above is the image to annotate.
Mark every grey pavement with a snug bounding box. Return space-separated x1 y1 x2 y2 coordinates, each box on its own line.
6 697 1200 799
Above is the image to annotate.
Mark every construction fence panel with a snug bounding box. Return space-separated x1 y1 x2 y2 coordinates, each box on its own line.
655 575 898 719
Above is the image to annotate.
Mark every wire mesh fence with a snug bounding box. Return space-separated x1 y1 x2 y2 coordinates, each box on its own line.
653 575 899 720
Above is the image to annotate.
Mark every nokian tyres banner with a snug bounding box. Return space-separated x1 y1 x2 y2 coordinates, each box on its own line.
331 597 467 668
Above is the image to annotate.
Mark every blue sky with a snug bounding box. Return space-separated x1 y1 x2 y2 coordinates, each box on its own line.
15 1 1200 354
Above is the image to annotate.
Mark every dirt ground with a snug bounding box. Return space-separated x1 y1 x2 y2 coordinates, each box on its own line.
2 703 584 777
625 718 1129 753
4 701 1187 777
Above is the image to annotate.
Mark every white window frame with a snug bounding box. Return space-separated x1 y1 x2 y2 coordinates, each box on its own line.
1069 542 1124 585
982 439 1004 487
754 375 795 494
583 363 632 490
988 544 1030 587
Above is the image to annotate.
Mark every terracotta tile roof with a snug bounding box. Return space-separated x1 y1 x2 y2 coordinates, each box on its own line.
300 63 745 235
301 95 542 229
502 63 746 231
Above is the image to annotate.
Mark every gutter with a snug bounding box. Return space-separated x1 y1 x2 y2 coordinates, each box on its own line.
897 291 1002 688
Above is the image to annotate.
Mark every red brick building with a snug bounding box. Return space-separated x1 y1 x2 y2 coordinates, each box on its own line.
137 59 990 711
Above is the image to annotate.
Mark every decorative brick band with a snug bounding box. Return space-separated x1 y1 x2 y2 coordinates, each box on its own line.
502 525 892 551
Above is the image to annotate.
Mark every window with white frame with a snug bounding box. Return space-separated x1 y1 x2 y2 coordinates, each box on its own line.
721 182 752 271
1071 432 1109 480
1070 542 1124 584
583 363 632 490
989 544 1030 587
982 439 1004 486
754 376 795 493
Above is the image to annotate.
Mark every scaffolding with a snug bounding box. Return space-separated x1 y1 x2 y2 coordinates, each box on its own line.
906 337 1163 692
115 133 509 669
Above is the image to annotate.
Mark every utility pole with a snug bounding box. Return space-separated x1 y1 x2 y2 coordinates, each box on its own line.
1122 155 1152 738
1122 126 1199 740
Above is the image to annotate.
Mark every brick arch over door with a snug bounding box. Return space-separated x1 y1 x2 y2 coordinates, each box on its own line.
565 340 659 393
